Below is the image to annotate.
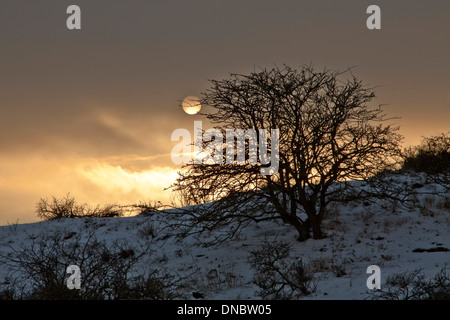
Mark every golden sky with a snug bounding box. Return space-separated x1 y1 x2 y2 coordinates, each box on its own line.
0 0 449 225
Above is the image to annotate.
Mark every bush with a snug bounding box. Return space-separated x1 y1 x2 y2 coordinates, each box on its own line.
367 266 450 300
0 232 181 300
36 194 123 220
248 239 317 299
402 132 450 174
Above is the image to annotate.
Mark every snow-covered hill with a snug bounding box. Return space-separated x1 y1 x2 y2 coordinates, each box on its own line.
0 172 448 299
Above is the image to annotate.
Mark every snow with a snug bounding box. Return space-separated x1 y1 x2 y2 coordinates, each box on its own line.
0 172 448 299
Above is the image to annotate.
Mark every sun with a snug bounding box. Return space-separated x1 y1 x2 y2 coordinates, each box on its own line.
182 96 201 115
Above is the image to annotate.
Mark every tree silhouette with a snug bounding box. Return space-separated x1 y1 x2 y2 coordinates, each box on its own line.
171 65 402 242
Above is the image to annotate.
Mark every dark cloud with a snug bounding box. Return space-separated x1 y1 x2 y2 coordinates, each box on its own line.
0 0 449 225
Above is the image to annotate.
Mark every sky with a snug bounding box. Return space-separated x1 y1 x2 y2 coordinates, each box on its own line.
0 0 449 225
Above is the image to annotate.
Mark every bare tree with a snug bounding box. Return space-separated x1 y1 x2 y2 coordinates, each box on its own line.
170 65 402 242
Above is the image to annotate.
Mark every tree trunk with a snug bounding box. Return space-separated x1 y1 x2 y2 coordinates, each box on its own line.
285 215 311 242
297 225 311 242
310 215 324 239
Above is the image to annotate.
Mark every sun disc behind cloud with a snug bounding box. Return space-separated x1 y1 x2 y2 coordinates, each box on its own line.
182 96 201 115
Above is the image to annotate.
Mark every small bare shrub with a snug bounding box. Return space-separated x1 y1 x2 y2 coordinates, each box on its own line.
0 232 181 300
36 194 123 221
331 259 347 277
137 222 156 239
367 266 450 300
248 239 317 299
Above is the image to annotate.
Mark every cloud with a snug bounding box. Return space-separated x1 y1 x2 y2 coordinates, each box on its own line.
0 153 180 226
